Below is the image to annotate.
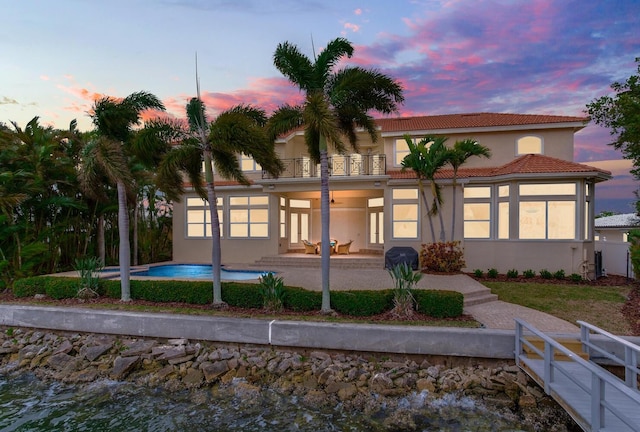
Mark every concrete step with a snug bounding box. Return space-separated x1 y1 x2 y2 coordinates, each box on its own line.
463 292 499 307
254 255 384 270
523 337 589 361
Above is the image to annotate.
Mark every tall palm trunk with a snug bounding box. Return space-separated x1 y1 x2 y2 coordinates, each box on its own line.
418 179 436 243
431 182 446 242
450 174 459 242
116 181 131 301
203 152 224 306
97 214 105 265
319 143 331 313
133 197 139 266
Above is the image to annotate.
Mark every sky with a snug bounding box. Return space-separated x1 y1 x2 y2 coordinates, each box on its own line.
2 0 639 213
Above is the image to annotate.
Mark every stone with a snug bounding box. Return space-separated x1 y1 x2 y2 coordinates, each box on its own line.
53 340 73 355
156 365 176 380
152 346 186 360
416 378 436 392
369 373 393 392
168 355 195 366
121 340 156 357
182 368 203 387
111 356 140 379
48 352 79 371
201 361 229 382
519 394 537 408
167 338 188 346
81 344 112 362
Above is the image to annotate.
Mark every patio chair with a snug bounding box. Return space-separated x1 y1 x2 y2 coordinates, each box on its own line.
302 240 318 254
336 240 353 255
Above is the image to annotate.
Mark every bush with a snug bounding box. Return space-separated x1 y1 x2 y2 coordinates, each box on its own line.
13 276 85 299
569 273 583 282
473 269 483 278
539 269 552 279
283 286 322 311
506 269 519 278
74 257 103 299
259 273 285 312
414 290 464 318
331 290 394 316
420 242 465 273
13 277 47 297
388 262 423 318
221 283 263 308
487 268 499 278
523 269 536 279
553 270 566 280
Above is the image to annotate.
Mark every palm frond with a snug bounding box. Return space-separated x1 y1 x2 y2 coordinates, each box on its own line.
210 148 249 185
186 98 208 132
273 42 315 90
267 104 304 141
314 38 354 87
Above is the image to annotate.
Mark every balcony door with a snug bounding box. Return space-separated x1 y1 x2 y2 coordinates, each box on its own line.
368 197 384 247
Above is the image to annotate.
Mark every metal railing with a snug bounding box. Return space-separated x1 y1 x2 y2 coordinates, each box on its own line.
515 319 640 431
263 154 386 179
578 320 640 390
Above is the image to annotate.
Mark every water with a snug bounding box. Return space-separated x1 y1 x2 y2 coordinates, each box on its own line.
104 264 272 281
0 373 531 431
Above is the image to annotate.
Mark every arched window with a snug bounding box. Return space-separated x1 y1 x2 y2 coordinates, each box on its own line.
516 136 542 155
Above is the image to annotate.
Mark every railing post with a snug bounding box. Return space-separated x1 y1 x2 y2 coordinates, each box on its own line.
591 373 604 430
515 320 522 366
580 322 591 358
544 342 552 394
626 345 638 390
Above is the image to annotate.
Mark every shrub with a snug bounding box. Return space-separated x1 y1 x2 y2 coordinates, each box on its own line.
388 262 423 319
553 270 566 280
13 277 47 297
74 257 103 299
473 269 484 278
539 269 552 279
506 269 519 278
414 290 464 318
569 273 583 282
283 286 322 311
259 272 285 312
487 268 499 278
129 280 212 304
331 290 394 316
523 269 536 279
420 242 465 273
220 283 262 308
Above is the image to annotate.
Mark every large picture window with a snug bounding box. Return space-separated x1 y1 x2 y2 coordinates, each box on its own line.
186 197 222 238
392 188 418 238
518 183 576 239
229 195 269 238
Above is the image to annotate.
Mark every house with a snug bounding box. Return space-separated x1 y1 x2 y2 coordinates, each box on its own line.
594 213 639 277
172 112 611 276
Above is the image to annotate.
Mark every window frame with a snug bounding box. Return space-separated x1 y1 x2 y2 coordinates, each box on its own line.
228 195 270 239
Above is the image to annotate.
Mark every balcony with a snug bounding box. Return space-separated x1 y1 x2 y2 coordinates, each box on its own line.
263 154 386 179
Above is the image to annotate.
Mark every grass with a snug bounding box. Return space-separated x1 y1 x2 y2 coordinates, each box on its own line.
482 282 632 334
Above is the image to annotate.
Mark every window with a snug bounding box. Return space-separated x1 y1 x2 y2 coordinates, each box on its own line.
280 197 286 238
518 183 576 239
240 154 261 172
516 136 542 155
392 188 418 238
498 185 509 239
464 187 491 238
186 197 222 238
229 195 269 238
394 138 410 166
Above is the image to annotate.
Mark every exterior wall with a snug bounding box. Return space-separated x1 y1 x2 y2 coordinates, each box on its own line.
463 240 594 275
595 228 627 242
595 240 634 278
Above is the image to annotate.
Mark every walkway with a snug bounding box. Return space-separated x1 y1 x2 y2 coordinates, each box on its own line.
235 263 580 333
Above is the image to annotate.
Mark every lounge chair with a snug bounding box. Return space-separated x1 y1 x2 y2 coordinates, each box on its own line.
302 240 318 254
336 240 353 255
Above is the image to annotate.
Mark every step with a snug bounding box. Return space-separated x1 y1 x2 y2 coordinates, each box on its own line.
463 292 499 307
523 337 589 361
254 255 384 269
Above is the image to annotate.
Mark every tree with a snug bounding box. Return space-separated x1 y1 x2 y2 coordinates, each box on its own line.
149 100 283 306
400 135 450 243
587 58 640 181
81 91 165 301
270 37 403 312
447 139 491 241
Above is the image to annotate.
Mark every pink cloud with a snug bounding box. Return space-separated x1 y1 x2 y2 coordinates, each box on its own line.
354 8 362 15
344 22 360 33
40 75 50 81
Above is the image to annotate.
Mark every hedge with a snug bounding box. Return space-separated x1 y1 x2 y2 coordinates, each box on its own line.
414 289 464 318
10 277 465 319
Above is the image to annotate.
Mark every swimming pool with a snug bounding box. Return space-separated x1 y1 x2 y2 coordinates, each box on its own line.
104 264 273 281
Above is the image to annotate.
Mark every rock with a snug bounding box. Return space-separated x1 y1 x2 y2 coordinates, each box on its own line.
53 340 74 355
156 365 176 380
233 381 261 400
29 332 44 344
182 368 203 387
519 394 537 408
111 356 140 379
48 352 79 371
167 338 188 346
121 340 156 357
416 378 436 392
81 344 112 362
201 361 229 382
369 373 393 392
152 346 186 360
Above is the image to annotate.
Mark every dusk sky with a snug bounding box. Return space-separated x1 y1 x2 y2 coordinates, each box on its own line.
2 0 639 213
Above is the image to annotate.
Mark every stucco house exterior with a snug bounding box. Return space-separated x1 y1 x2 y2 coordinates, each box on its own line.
594 213 639 278
172 112 611 276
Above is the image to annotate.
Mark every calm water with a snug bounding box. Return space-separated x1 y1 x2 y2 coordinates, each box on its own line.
0 373 530 431
104 264 272 281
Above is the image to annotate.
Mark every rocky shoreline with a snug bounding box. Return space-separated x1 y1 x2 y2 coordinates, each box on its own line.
0 326 578 431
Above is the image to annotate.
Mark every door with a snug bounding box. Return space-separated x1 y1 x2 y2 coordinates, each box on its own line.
368 197 384 247
289 199 311 248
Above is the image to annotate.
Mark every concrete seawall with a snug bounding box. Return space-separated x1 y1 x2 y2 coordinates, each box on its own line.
0 305 517 358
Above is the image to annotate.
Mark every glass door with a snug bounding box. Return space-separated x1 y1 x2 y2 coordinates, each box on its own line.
368 197 384 247
289 199 311 248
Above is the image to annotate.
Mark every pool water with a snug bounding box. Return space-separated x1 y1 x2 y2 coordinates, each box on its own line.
134 264 271 281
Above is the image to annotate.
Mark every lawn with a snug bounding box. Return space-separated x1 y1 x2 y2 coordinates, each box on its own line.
482 281 632 334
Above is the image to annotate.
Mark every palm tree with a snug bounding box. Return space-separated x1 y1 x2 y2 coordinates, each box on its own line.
401 135 450 243
447 139 491 242
148 99 283 306
80 91 165 301
270 37 403 312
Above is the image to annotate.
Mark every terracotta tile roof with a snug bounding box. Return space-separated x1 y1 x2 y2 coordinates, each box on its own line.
389 154 611 180
376 113 588 133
